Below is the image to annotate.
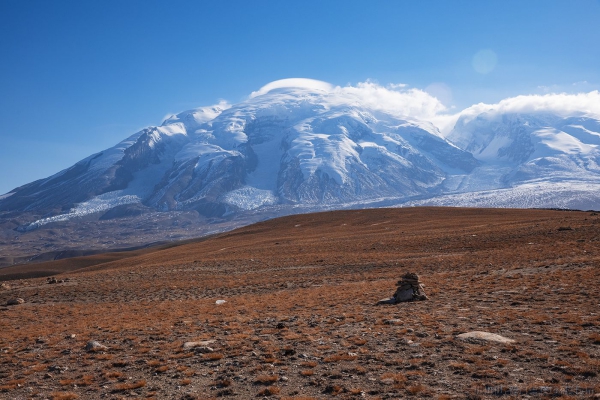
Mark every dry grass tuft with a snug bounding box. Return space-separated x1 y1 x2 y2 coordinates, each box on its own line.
258 386 280 396
255 374 279 384
50 393 79 400
112 379 146 392
203 352 224 361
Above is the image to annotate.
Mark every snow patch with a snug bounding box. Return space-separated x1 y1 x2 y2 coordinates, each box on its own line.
531 128 596 156
0 192 15 201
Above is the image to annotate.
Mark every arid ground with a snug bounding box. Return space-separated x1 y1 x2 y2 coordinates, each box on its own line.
1 207 599 399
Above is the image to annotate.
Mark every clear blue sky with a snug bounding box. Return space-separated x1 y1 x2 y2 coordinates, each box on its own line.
1 0 599 195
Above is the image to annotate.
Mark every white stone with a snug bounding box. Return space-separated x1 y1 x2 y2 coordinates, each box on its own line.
456 331 515 344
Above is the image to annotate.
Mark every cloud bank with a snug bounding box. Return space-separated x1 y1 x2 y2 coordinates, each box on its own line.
459 91 600 122
250 78 448 123
248 79 600 134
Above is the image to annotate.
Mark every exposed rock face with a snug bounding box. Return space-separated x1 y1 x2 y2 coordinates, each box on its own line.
377 272 428 304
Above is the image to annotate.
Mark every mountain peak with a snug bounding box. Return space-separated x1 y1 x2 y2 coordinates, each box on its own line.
2 80 600 236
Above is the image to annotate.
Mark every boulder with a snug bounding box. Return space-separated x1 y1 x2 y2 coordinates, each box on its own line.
85 340 108 352
183 340 215 351
377 272 428 304
6 298 24 306
456 331 515 344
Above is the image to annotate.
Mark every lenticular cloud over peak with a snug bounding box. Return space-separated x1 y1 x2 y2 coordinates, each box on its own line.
250 78 334 98
250 78 448 122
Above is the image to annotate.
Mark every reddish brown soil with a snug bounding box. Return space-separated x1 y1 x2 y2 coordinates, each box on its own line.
1 207 599 399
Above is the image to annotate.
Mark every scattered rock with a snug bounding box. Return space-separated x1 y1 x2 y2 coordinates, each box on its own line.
183 340 215 351
85 340 108 352
384 319 402 325
456 331 515 344
0 283 10 290
215 299 226 305
47 277 57 284
193 346 214 354
377 272 428 305
6 298 24 306
48 365 69 373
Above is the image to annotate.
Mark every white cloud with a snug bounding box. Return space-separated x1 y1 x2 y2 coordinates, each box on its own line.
250 78 334 98
458 91 600 123
330 81 448 121
248 78 600 135
249 78 448 125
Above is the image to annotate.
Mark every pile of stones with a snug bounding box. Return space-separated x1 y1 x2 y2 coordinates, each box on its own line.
377 272 428 304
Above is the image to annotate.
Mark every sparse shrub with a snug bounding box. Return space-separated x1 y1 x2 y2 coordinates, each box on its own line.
112 379 146 392
104 371 124 380
449 362 468 371
380 372 406 388
258 386 280 396
323 352 358 363
301 360 318 368
350 337 367 346
146 359 161 367
76 375 94 386
323 384 344 395
203 352 224 361
407 384 425 394
255 374 278 384
215 378 232 387
50 393 79 400
155 365 169 373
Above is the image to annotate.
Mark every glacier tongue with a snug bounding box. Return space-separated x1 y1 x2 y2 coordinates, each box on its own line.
222 186 278 211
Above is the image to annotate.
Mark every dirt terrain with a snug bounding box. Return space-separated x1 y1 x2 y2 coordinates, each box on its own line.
1 207 599 399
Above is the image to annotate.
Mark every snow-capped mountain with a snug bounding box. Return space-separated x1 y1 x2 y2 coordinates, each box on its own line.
1 80 600 235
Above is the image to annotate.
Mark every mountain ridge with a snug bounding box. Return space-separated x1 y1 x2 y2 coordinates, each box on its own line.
1 80 600 253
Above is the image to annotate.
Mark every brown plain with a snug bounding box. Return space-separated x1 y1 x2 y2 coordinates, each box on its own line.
1 207 599 399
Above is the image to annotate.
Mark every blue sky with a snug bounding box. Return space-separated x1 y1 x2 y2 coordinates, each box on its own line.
1 0 599 195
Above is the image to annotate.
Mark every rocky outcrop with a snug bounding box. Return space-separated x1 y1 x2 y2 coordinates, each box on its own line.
377 272 428 304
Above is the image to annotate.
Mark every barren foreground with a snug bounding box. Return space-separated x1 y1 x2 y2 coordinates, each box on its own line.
1 207 599 399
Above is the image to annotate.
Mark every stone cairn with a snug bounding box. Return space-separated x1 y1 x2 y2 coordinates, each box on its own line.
377 272 428 304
